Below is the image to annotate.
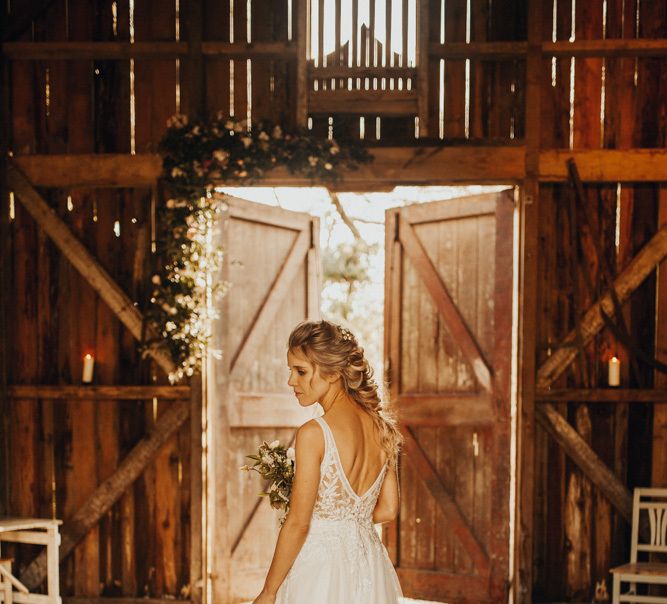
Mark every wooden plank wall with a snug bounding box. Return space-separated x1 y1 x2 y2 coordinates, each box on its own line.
4 0 190 599
2 0 667 602
533 0 667 600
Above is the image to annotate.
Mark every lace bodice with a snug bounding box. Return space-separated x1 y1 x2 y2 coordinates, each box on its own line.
311 416 388 527
277 417 402 603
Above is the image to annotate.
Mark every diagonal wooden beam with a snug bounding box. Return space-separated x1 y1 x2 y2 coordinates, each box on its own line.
402 427 490 574
398 214 492 391
230 228 311 380
537 222 667 389
7 160 175 377
536 403 632 521
20 399 190 589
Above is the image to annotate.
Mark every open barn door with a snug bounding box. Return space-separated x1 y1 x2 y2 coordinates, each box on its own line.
207 195 321 603
384 190 515 604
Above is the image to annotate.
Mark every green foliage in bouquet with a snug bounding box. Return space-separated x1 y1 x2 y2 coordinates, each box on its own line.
241 439 296 521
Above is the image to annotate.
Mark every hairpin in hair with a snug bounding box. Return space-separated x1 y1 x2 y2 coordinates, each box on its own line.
339 327 354 342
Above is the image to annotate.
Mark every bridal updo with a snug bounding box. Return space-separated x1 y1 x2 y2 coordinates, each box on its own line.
288 320 403 464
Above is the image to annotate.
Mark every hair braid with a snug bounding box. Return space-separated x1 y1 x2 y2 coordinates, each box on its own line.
288 320 403 463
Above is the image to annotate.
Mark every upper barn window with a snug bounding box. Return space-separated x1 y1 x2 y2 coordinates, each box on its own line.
309 0 417 69
306 0 419 137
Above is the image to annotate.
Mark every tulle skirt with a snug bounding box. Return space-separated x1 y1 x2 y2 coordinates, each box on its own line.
276 518 403 604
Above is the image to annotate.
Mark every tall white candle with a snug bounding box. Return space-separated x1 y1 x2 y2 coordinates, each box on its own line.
82 354 95 384
608 356 620 387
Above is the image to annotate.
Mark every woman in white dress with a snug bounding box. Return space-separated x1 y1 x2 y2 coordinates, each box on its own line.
252 320 404 604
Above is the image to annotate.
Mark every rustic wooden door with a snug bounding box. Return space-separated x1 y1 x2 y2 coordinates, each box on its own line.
207 194 321 603
384 190 515 604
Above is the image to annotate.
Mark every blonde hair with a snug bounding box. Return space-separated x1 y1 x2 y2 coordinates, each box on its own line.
288 320 403 464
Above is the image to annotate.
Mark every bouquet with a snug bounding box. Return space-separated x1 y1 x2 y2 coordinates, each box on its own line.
241 440 295 522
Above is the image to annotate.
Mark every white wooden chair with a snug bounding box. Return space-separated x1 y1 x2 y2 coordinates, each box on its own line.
0 518 62 604
611 488 667 603
0 559 14 604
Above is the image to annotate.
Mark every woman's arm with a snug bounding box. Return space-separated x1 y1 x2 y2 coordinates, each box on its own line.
372 461 399 524
253 420 323 603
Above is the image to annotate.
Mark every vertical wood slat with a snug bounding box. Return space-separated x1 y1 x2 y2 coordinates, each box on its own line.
250 1 273 122
65 0 99 595
416 0 429 135
134 0 177 151
233 0 249 120
369 0 376 67
402 0 408 67
352 0 359 67
444 0 467 138
183 0 205 118
318 0 325 67
334 0 342 67
564 3 605 596
385 0 392 67
203 0 230 118
295 0 308 126
533 0 570 592
653 192 667 489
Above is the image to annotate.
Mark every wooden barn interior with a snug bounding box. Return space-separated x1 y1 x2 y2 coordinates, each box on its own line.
1 0 667 603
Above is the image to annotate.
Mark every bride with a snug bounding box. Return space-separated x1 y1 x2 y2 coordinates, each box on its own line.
252 320 404 604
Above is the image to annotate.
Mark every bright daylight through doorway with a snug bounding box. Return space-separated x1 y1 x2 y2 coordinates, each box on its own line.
225 184 514 604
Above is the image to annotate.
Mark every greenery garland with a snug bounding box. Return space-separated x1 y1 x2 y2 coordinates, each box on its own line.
146 113 372 382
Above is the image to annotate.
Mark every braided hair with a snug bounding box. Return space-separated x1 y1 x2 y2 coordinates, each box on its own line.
288 320 403 464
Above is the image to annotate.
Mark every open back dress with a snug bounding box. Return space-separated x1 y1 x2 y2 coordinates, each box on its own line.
276 416 403 603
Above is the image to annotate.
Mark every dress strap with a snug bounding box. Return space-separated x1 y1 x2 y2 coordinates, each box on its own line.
312 416 333 460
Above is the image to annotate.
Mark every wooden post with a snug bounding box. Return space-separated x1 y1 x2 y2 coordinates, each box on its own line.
0 48 10 518
206 212 231 603
189 373 204 604
516 0 542 601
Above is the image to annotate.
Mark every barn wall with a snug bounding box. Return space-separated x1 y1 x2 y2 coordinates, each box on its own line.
533 0 667 600
0 0 666 602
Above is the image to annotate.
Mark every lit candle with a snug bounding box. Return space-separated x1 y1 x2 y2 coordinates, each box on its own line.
608 356 621 387
82 354 95 384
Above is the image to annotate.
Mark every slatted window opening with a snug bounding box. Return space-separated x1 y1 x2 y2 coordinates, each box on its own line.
307 0 419 140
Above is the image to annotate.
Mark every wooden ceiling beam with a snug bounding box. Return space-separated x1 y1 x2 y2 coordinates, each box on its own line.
12 148 667 189
7 385 191 400
2 41 188 59
536 388 667 403
429 39 667 59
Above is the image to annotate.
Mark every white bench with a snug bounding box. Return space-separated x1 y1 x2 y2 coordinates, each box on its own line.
611 488 667 603
0 518 62 604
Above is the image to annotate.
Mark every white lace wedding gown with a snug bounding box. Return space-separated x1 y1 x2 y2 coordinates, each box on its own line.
276 416 403 603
